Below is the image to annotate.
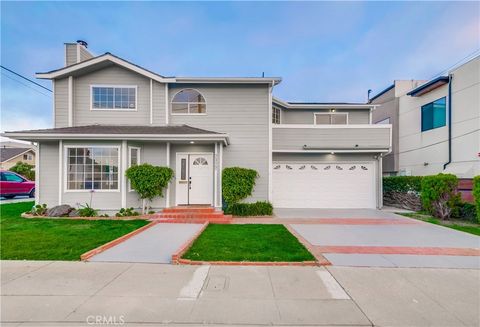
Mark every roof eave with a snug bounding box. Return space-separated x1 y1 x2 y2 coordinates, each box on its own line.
273 97 377 109
175 77 282 85
407 76 449 97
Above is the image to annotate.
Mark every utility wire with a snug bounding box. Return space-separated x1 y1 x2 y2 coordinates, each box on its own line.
1 72 52 97
428 48 480 80
0 65 52 92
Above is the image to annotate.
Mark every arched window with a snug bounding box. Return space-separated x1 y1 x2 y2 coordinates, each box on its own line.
171 89 206 114
192 157 208 166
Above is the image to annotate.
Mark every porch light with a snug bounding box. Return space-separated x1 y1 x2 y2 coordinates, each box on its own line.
190 141 195 144
330 151 335 155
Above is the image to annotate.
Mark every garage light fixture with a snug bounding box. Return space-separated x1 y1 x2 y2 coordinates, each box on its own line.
330 151 335 154
190 141 195 144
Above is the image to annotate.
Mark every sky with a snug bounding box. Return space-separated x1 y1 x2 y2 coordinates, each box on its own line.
1 1 479 134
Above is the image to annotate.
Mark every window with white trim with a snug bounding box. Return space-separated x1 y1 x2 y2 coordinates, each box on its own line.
91 86 136 110
66 147 119 190
171 89 206 114
272 107 281 124
128 147 141 191
314 113 348 125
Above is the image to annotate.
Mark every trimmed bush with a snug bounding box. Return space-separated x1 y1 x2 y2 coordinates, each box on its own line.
9 161 35 181
126 164 174 213
222 167 258 205
225 201 273 216
421 174 458 219
473 176 480 222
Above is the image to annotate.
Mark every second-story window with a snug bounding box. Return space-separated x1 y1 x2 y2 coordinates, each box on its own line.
314 113 348 125
272 107 281 124
91 86 137 110
171 89 206 114
421 97 446 132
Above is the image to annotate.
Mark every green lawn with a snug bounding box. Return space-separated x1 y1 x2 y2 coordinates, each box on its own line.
182 224 315 262
399 212 480 236
1 201 148 260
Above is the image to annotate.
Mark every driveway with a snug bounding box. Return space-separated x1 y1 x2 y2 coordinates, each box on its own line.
277 209 480 269
88 223 203 264
1 261 479 326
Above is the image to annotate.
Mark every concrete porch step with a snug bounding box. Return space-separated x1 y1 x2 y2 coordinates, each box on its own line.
162 206 217 214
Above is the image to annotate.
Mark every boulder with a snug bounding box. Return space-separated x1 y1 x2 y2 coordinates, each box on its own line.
46 205 74 217
69 210 80 217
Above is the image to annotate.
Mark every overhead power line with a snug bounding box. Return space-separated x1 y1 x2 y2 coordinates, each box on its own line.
0 65 52 92
1 72 51 97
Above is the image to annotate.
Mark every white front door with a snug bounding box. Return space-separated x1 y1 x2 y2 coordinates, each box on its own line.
175 153 214 205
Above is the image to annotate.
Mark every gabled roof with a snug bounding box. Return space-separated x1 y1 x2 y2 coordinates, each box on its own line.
273 97 377 109
2 125 230 145
407 76 449 97
36 52 281 85
0 148 33 163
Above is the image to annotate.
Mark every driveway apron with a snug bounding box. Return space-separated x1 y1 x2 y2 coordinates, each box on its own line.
88 223 203 264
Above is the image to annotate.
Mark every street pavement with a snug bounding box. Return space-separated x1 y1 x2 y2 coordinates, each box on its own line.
1 260 479 326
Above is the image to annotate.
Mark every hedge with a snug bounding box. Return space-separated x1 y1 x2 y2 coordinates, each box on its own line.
473 176 480 222
222 167 258 205
225 201 273 216
421 173 458 219
383 176 422 193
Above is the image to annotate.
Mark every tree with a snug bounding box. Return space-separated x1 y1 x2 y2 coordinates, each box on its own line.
125 164 173 214
9 161 35 180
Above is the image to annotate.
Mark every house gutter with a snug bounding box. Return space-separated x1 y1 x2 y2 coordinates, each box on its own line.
443 74 453 170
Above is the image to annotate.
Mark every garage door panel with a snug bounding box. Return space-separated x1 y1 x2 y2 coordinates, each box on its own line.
273 163 375 208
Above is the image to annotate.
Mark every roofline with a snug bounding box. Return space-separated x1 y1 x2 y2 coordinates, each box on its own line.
369 84 394 103
0 148 34 163
273 97 377 109
2 133 230 146
36 52 282 85
407 76 449 97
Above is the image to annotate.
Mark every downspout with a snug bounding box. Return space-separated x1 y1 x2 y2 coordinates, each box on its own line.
443 74 453 170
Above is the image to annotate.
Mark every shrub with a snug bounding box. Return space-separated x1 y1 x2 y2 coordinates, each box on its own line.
459 203 477 222
383 176 423 193
115 207 140 217
126 164 174 213
78 203 98 217
10 161 35 180
225 201 273 216
421 174 458 219
474 176 480 222
30 204 47 216
222 167 258 205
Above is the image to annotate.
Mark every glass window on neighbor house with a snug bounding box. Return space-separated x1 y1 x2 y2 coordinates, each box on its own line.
272 107 281 124
66 147 119 190
92 86 136 110
421 97 446 132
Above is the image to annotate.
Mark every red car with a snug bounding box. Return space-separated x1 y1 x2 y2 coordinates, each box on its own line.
0 170 35 199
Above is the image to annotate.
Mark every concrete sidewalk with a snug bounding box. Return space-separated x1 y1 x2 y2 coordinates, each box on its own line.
2 261 479 326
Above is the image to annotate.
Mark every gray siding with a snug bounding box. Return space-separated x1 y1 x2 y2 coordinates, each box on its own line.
65 44 77 66
151 81 166 125
281 109 370 124
54 78 69 128
273 126 391 151
38 141 59 207
73 65 152 126
169 84 270 203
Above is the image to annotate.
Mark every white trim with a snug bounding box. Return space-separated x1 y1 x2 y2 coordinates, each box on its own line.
171 88 207 115
272 124 392 129
76 43 80 63
314 112 349 125
36 54 176 83
90 85 138 111
63 144 121 193
128 146 141 192
35 143 40 204
273 97 377 109
369 109 373 124
121 141 127 207
149 79 153 124
165 84 169 125
52 80 56 126
165 142 170 207
219 144 223 207
214 143 218 207
268 83 273 202
273 149 390 153
68 76 73 127
58 140 63 204
175 77 281 85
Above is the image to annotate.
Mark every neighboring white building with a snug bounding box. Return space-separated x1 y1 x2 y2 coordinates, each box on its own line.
372 55 480 179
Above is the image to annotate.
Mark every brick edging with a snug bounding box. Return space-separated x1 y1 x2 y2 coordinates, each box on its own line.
80 221 159 261
176 258 318 266
21 212 151 221
171 222 210 264
284 224 332 266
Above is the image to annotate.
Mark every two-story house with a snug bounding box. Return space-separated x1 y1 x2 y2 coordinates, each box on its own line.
4 41 392 212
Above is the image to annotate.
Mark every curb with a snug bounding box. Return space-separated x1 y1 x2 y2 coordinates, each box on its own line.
171 222 210 264
80 220 159 261
176 258 319 266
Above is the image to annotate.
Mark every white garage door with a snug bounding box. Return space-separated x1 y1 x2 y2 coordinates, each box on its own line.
273 163 376 208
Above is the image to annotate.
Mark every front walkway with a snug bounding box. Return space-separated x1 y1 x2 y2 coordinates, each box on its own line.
1 261 478 326
88 223 203 264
